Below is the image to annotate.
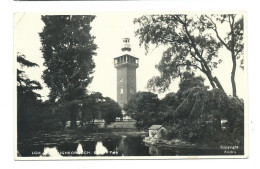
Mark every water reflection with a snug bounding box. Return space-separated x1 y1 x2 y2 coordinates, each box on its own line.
18 135 243 157
41 147 61 157
81 140 96 155
118 136 149 156
76 143 83 155
149 146 162 156
56 142 78 156
95 141 108 155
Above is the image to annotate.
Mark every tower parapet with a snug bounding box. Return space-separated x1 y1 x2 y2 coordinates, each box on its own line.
114 54 139 68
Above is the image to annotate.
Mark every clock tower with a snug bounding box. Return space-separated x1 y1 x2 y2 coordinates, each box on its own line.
114 38 139 108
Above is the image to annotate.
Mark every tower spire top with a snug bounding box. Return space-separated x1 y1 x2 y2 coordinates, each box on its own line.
121 38 131 52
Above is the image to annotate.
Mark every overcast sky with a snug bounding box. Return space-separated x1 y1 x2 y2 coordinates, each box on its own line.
14 13 246 101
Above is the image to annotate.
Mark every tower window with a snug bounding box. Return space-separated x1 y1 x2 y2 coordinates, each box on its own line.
120 86 123 94
130 86 134 93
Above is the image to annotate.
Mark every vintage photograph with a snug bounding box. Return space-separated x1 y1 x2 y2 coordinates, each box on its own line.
14 12 247 159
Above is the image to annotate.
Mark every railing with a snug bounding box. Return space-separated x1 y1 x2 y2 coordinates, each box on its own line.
114 61 139 67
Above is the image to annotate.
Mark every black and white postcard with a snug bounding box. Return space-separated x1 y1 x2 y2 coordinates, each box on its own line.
14 12 248 160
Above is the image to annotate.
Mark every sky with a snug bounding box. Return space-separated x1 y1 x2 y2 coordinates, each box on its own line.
14 12 246 102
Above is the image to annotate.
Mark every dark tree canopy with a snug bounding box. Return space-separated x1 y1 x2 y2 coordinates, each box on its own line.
17 52 42 97
40 15 97 102
161 73 243 144
17 53 42 134
162 72 207 121
125 91 165 129
101 97 122 126
178 71 206 92
134 15 224 93
80 92 105 126
74 92 122 128
162 72 206 111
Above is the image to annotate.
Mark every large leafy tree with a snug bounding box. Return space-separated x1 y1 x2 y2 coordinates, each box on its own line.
134 15 224 93
40 15 97 102
100 97 122 127
125 91 165 130
17 53 42 134
178 71 206 93
80 92 104 127
162 72 207 119
78 92 122 129
201 14 244 97
162 72 243 145
175 88 243 145
39 15 97 129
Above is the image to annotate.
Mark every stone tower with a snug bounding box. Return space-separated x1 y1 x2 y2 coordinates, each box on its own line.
114 38 139 108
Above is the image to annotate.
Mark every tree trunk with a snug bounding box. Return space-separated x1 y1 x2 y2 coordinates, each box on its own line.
204 68 226 92
61 121 66 132
70 105 78 130
91 114 95 128
230 26 237 98
231 56 237 97
196 49 225 92
213 76 225 92
206 74 216 89
229 15 237 97
183 17 226 93
70 111 77 130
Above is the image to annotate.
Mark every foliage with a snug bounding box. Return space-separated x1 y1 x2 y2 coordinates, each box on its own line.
79 92 122 128
39 15 97 102
39 15 97 129
125 91 165 130
51 92 122 131
161 72 207 120
165 87 244 145
223 97 244 140
17 53 42 97
161 92 179 110
201 14 244 97
80 92 104 127
100 97 122 126
178 72 205 92
154 72 244 146
17 53 42 135
134 14 224 93
159 129 166 138
202 15 244 68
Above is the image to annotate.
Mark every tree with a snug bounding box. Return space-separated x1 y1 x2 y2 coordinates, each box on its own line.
17 53 42 95
162 72 244 145
160 72 207 121
161 92 178 110
178 71 206 92
80 92 104 128
17 53 42 134
201 14 244 97
100 97 122 127
163 72 208 121
134 15 224 93
78 92 122 129
125 91 164 130
39 15 97 129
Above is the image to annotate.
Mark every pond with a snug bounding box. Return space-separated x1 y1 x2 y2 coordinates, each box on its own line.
17 134 243 157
